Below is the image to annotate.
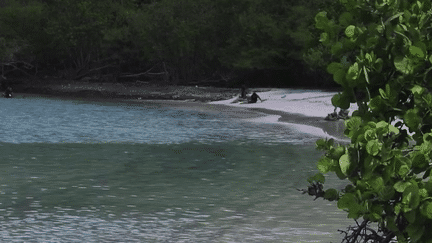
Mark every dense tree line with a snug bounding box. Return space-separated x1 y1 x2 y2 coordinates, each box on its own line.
0 0 337 87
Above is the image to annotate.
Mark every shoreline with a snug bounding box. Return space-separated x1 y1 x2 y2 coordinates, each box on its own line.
14 94 349 143
10 81 350 142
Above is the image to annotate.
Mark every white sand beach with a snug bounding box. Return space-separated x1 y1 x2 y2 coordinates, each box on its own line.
209 89 359 142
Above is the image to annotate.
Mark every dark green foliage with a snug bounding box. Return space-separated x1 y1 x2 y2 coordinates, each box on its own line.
307 0 432 242
0 0 335 86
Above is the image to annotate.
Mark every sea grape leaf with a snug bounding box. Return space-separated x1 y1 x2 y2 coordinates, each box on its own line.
331 42 343 55
406 223 425 242
366 139 382 156
324 188 339 201
327 62 343 74
345 25 356 38
414 41 427 55
394 181 412 192
333 69 346 86
412 153 428 170
380 185 395 201
319 32 329 43
369 96 385 111
329 146 345 160
411 85 424 96
317 156 333 173
369 176 385 194
365 53 373 64
346 62 359 84
399 165 410 177
409 45 425 58
403 184 420 209
419 188 428 198
404 109 421 130
420 201 432 219
394 55 415 74
339 154 350 175
366 36 379 48
334 164 347 179
374 58 383 72
379 87 387 99
316 139 328 150
423 93 432 108
338 12 353 26
364 129 376 141
308 173 326 184
337 193 356 209
315 11 329 30
331 93 350 109
345 116 362 133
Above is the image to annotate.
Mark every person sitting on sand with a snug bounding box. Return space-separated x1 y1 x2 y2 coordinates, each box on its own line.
4 86 12 98
240 85 247 99
248 92 262 103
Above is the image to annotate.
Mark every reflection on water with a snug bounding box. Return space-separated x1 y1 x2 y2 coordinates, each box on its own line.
0 142 351 242
0 97 320 144
0 96 351 242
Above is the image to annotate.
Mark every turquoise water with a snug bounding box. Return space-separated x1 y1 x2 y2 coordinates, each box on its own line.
0 96 351 242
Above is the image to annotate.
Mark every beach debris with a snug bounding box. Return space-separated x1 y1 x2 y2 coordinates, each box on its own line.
324 111 338 121
281 95 286 98
338 109 350 120
324 108 350 121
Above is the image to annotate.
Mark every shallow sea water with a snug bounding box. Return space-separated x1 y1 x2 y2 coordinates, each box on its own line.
0 95 352 242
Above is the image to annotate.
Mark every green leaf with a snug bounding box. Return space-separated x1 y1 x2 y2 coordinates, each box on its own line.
411 85 424 95
369 96 386 111
346 62 359 84
414 41 427 55
394 181 412 192
308 173 325 184
365 53 373 64
345 25 356 38
317 156 333 173
404 109 421 130
364 129 376 141
345 116 362 135
412 153 428 170
315 11 329 30
324 188 339 201
329 146 345 160
331 93 350 109
399 165 410 177
331 42 343 55
366 139 382 156
369 176 384 192
409 45 425 58
379 88 387 99
406 223 425 242
319 32 329 43
316 139 327 150
338 12 353 26
337 193 356 209
326 62 343 74
333 69 346 86
339 154 350 175
420 201 432 219
394 55 415 74
403 183 420 209
374 58 383 72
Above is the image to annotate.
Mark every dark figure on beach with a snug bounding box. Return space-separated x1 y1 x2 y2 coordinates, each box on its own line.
240 85 247 99
4 86 12 98
249 92 262 103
